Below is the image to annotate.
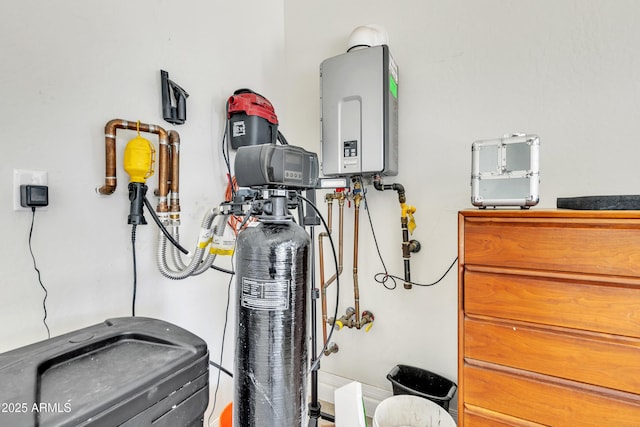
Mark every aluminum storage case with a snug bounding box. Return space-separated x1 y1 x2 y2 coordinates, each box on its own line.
471 134 540 208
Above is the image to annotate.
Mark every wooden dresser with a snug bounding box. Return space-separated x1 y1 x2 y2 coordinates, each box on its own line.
458 210 640 426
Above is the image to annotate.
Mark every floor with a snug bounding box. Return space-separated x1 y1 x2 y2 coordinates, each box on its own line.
318 401 335 427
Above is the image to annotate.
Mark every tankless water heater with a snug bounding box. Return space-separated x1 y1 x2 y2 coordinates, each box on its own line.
320 45 399 177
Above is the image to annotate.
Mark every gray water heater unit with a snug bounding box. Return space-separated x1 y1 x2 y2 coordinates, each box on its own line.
320 44 399 177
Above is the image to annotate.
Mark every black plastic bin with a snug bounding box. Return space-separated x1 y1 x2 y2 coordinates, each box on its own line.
0 317 209 427
386 364 457 411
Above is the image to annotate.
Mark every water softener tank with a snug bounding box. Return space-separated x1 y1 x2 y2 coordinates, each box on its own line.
234 195 310 426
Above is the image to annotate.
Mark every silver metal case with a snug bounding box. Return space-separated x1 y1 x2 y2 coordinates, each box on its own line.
471 134 540 208
320 45 399 177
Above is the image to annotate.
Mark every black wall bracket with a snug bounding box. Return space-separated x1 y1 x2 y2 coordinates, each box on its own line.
161 70 189 125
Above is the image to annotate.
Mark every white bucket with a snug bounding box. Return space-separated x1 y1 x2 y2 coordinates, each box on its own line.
373 395 456 427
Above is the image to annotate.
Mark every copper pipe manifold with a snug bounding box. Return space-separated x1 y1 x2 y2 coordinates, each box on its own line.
319 182 375 354
97 119 180 222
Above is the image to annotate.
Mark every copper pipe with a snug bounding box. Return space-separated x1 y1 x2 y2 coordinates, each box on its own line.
168 130 181 222
352 191 362 329
99 122 118 195
324 195 345 287
319 191 346 353
156 131 170 216
97 119 172 216
319 197 333 345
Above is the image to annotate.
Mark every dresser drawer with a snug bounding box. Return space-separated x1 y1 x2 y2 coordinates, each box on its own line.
463 217 640 277
464 362 640 426
464 316 640 394
464 270 640 338
459 211 640 426
463 404 547 427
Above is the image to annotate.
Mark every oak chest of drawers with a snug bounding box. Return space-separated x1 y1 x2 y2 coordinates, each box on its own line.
458 210 640 426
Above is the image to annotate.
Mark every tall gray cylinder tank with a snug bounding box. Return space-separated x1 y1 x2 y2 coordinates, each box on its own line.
234 214 310 426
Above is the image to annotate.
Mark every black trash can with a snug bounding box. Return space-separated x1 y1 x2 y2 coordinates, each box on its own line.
386 364 457 411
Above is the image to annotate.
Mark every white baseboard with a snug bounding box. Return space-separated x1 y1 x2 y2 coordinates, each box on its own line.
208 371 458 425
317 371 392 419
317 371 458 425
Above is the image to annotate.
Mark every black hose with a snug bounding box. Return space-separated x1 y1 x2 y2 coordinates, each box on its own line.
209 360 233 378
143 196 189 254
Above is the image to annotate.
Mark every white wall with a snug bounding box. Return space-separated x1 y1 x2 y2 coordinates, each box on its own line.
283 0 640 411
0 0 284 421
2 0 640 423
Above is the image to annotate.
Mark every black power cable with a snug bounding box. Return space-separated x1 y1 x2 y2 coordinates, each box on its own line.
143 196 189 255
207 263 235 425
373 257 458 288
360 177 458 290
28 207 50 339
131 225 138 317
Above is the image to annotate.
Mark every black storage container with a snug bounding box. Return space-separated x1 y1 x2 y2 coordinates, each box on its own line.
386 364 457 411
0 317 209 427
227 89 279 149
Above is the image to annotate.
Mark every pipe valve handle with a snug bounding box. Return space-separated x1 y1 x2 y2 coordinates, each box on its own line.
362 311 375 332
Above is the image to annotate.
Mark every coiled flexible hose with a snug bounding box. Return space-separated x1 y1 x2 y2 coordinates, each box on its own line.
156 207 221 280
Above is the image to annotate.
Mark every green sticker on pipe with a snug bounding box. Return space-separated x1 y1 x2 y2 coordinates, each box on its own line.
390 77 398 99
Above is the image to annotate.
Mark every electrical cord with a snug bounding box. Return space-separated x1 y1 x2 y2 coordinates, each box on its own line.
277 130 289 145
221 108 236 200
358 177 393 289
359 176 458 290
143 196 189 255
373 257 458 288
28 207 50 339
207 259 234 426
296 194 340 371
131 225 138 317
